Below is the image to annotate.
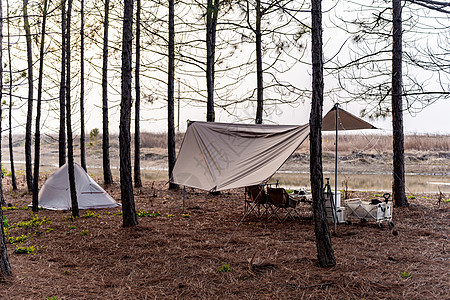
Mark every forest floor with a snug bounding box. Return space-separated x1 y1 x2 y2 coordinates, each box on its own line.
1 135 449 299
1 178 449 299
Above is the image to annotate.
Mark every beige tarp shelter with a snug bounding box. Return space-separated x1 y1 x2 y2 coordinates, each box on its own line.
171 121 310 192
171 107 375 193
322 105 376 131
36 163 120 210
321 104 377 230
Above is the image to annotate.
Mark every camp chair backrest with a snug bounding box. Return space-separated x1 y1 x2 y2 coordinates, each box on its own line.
246 185 267 204
267 187 290 207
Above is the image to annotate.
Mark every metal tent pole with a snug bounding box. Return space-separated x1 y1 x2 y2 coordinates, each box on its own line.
183 185 186 212
334 103 339 233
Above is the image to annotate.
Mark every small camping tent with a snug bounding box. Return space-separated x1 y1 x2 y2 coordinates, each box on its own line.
36 163 120 210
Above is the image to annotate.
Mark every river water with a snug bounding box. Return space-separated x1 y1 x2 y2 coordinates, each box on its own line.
5 162 450 194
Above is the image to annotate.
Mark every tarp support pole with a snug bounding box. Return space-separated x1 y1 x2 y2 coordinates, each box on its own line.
334 103 339 233
183 186 186 212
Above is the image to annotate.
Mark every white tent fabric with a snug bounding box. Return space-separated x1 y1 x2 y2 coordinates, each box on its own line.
171 121 310 192
36 163 120 210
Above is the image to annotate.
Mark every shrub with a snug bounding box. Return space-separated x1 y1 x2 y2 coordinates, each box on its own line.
217 262 231 272
83 210 100 218
14 246 35 254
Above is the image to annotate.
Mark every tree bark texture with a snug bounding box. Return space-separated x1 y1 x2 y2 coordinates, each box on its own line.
206 0 218 122
134 0 142 188
80 0 86 171
1 0 12 277
102 0 113 184
7 2 16 190
168 0 179 190
392 0 408 207
255 0 263 124
32 0 48 212
66 0 79 217
120 0 138 227
310 0 336 268
23 0 33 192
0 0 6 206
0 208 11 277
59 0 66 167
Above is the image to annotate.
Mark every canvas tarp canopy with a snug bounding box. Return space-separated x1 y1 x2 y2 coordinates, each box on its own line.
171 121 310 192
36 163 120 210
322 105 376 131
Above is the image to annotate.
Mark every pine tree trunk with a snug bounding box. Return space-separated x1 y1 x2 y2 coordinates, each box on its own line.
32 0 49 212
23 0 33 192
206 0 218 122
255 0 263 124
7 3 16 190
0 0 6 206
80 0 86 171
121 0 138 227
134 0 142 188
66 0 79 217
168 0 178 190
392 0 408 207
102 0 113 184
59 0 66 167
310 0 336 268
0 207 11 277
1 0 12 277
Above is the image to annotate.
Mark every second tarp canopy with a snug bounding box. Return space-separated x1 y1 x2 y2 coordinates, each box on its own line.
171 121 310 192
37 163 120 210
322 105 376 131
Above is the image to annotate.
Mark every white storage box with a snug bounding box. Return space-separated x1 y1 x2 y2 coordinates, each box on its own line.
344 198 393 224
326 206 346 223
324 190 341 208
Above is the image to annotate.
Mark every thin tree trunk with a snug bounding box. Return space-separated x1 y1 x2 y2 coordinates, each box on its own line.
255 0 263 124
80 0 86 171
32 0 49 212
168 0 178 190
310 0 336 268
0 0 6 206
206 0 218 122
134 0 142 188
0 207 11 276
66 0 78 217
7 0 16 190
23 0 33 192
1 0 12 277
102 0 113 184
121 0 138 227
59 0 66 167
392 0 408 207
0 55 10 271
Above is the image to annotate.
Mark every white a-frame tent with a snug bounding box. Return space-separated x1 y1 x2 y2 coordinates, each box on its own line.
36 163 120 210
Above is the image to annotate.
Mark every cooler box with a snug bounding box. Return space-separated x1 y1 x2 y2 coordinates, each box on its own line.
326 206 346 223
324 190 341 208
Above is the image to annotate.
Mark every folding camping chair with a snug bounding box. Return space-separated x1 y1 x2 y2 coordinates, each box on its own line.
266 187 300 221
245 185 271 218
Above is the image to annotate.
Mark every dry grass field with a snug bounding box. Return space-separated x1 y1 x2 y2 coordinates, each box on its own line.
136 132 450 153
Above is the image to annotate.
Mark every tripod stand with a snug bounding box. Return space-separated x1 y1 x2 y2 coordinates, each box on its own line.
324 178 338 235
